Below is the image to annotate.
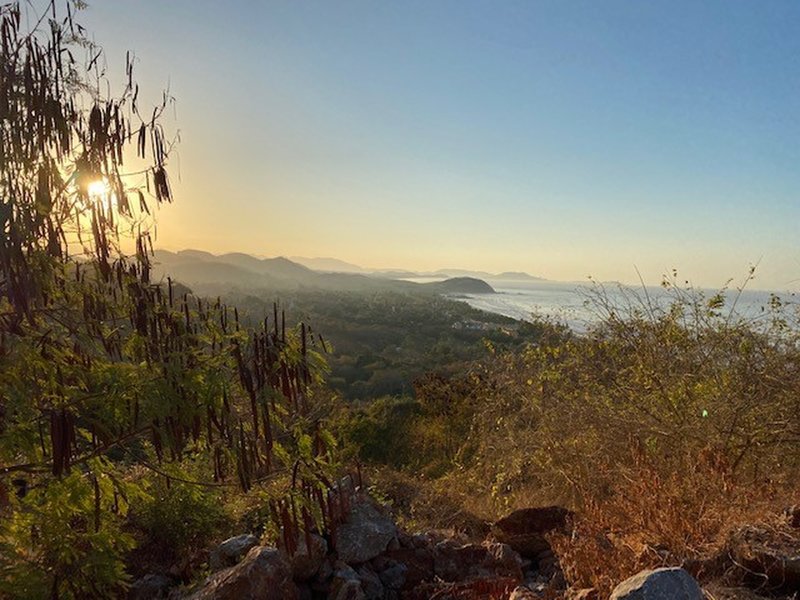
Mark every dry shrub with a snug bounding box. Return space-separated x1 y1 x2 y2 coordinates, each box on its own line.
549 444 797 598
367 466 491 538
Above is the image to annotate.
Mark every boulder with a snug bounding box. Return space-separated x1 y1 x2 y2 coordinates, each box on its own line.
609 567 703 600
330 562 365 600
334 500 397 564
187 546 298 600
209 534 259 571
433 540 523 582
356 565 384 600
383 548 433 589
376 560 408 591
491 506 574 559
728 524 800 591
280 533 328 581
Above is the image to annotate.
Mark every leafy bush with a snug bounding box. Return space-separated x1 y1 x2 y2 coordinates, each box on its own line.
0 467 136 599
133 480 229 559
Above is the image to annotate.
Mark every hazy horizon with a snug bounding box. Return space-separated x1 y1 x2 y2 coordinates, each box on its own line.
154 246 799 293
83 1 800 290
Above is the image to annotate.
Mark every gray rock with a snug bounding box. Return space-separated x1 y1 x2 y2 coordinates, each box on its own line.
377 561 408 590
356 565 384 600
334 501 397 564
411 533 433 549
209 534 259 571
331 579 365 600
128 573 173 599
609 568 703 600
334 561 359 580
330 561 365 600
281 533 328 581
433 540 523 582
187 546 298 600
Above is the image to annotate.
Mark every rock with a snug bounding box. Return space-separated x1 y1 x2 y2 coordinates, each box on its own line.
433 540 523 582
609 567 703 600
330 562 364 600
491 506 574 559
377 560 408 591
128 573 174 599
356 565 384 600
334 500 397 564
384 547 434 589
187 546 299 600
209 534 259 571
728 525 800 591
280 533 328 581
411 533 433 549
331 579 364 600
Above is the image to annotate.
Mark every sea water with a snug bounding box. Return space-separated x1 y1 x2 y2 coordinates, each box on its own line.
407 277 799 333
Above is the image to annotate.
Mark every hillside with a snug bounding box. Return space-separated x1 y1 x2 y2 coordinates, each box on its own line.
424 276 496 294
152 249 498 297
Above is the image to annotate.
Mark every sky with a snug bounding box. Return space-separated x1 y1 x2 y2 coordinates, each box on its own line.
78 1 800 289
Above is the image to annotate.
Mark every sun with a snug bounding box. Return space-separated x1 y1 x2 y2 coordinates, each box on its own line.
86 178 110 200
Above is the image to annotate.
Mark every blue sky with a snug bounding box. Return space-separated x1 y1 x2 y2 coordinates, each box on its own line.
82 1 800 288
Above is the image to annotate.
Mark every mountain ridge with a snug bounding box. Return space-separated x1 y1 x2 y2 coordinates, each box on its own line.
152 250 497 295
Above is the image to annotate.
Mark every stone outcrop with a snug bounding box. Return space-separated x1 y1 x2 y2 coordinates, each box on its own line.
333 500 397 564
182 502 574 599
155 499 800 600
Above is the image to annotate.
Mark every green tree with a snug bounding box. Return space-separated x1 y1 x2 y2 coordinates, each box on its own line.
0 2 332 597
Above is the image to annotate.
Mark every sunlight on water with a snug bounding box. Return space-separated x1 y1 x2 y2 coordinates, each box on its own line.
447 280 799 333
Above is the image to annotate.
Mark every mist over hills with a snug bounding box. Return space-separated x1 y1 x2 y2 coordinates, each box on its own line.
153 250 497 295
286 255 544 281
289 256 366 273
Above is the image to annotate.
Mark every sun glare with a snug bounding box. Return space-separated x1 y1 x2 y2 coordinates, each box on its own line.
87 179 110 200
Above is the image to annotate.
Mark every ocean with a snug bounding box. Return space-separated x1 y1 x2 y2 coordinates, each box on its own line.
405 277 799 332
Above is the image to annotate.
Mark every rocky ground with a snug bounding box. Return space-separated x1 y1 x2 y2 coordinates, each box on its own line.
128 495 800 600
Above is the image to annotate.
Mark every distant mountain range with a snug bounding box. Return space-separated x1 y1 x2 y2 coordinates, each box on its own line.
152 250 498 295
288 255 543 281
289 256 366 273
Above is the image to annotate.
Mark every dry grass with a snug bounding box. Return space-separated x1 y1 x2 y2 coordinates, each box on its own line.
548 451 798 598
